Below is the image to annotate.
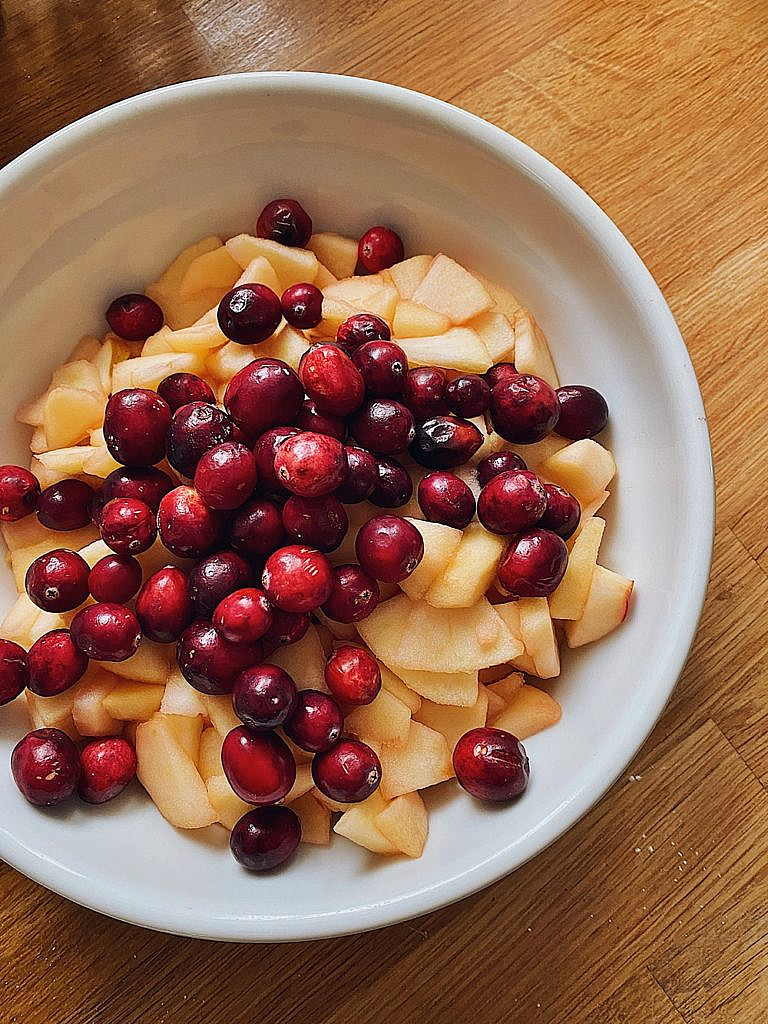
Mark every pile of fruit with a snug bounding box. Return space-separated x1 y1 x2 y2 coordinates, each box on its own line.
0 197 633 871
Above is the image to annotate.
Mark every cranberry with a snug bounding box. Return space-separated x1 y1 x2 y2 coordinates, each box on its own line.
540 484 581 540
336 313 391 352
99 466 174 515
0 465 39 521
263 608 311 647
25 548 89 612
229 498 286 558
485 362 518 389
446 373 491 418
0 639 29 705
477 451 527 487
312 738 382 803
454 727 529 802
322 563 380 623
299 344 365 416
490 373 560 444
281 494 348 552
418 471 476 528
28 630 88 695
157 372 215 412
498 528 569 597
477 470 547 534
157 486 224 557
99 497 157 554
325 645 381 706
555 385 609 439
351 340 407 397
350 399 415 455
262 545 334 613
369 457 413 508
11 728 81 806
225 359 304 437
403 366 449 421
410 416 483 468
356 515 424 582
214 588 273 645
188 551 253 617
334 447 377 503
233 664 297 730
230 805 301 871
105 293 164 341
78 736 137 804
358 226 404 273
37 479 94 531
256 197 312 247
88 553 142 603
252 426 301 495
274 431 348 498
193 442 257 511
104 389 171 467
166 402 233 478
136 566 194 643
177 622 262 695
221 725 296 802
284 689 343 753
281 282 323 328
71 603 141 662
294 399 346 441
218 284 282 345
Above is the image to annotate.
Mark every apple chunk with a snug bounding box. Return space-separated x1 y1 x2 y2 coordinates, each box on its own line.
289 792 331 845
394 666 478 707
513 310 559 388
225 234 319 289
266 625 329 691
388 254 432 299
379 721 454 800
72 669 122 736
549 517 606 620
25 690 79 741
374 791 428 857
398 517 463 600
395 327 491 373
538 440 616 506
103 683 166 721
392 301 450 338
564 565 634 647
307 233 358 280
136 713 218 828
411 254 493 324
334 790 398 855
426 523 506 608
345 687 412 747
471 310 516 364
198 726 223 782
415 687 488 752
516 598 560 679
489 683 562 739
206 775 251 829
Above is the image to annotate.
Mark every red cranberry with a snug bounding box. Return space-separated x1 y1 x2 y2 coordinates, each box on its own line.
410 416 483 469
555 385 609 439
299 344 365 416
37 479 94 531
252 427 301 495
284 689 343 753
78 736 137 803
230 805 301 871
446 373 491 417
335 447 377 503
188 551 253 617
166 402 233 478
350 399 415 455
157 486 224 557
312 738 382 803
25 548 89 612
325 645 381 706
256 197 312 247
453 727 530 802
0 639 29 705
358 226 404 273
490 373 560 444
274 431 348 497
217 284 282 345
99 497 157 554
214 588 273 644
28 630 88 695
221 725 296 802
105 293 163 341
540 484 581 540
233 664 297 730
281 494 348 552
418 471 476 528
229 498 286 558
89 553 142 603
370 457 413 508
262 545 334 613
104 389 172 467
177 622 262 695
99 466 174 515
157 372 215 412
356 515 424 582
71 603 141 662
136 566 194 643
351 340 407 396
294 399 346 441
225 359 304 437
497 528 569 597
11 728 81 806
336 313 391 352
485 362 518 389
322 563 380 623
281 282 323 328
477 451 527 487
193 442 257 511
403 366 449 420
477 470 547 534
0 465 39 521
263 608 311 647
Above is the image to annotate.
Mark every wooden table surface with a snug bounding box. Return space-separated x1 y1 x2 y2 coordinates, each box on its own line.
1 1 767 1021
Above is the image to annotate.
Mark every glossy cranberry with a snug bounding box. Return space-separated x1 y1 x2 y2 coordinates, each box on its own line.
99 497 157 554
136 566 194 643
188 551 253 617
262 545 333 613
312 738 382 803
490 373 560 443
485 362 518 389
356 515 424 582
177 622 262 695
262 608 311 647
25 548 89 612
497 528 569 597
294 399 346 441
105 293 164 341
325 645 381 706
37 479 94 531
446 373 491 417
217 284 282 345
232 664 297 730
358 226 404 273
281 494 348 552
350 399 415 455
165 402 233 478
299 344 365 417
274 431 348 498
476 450 528 487
225 359 304 437
78 736 137 804
540 484 581 540
334 447 377 503
221 725 296 803
0 639 29 705
157 372 215 412
193 442 257 511
230 805 301 871
453 727 529 802
27 630 88 695
417 471 476 528
256 197 313 247
477 470 547 535
322 563 380 623
157 486 224 557
281 282 323 328
88 553 142 603
555 385 609 439
214 588 273 645
71 603 141 662
104 388 171 466
336 313 391 352
99 466 174 515
252 427 300 495
229 498 286 558
403 366 449 421
369 457 413 508
410 415 483 469
284 689 343 753
11 728 81 806
0 465 39 521
351 340 407 397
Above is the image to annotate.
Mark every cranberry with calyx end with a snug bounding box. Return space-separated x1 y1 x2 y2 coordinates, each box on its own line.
418 471 475 528
89 553 142 603
453 727 529 802
325 645 381 706
281 283 323 328
540 484 581 540
99 497 157 555
410 416 483 469
477 469 547 535
229 498 285 558
256 198 313 247
497 528 569 597
157 371 215 412
356 515 423 582
336 313 391 352
369 457 413 508
350 399 415 455
37 479 94 531
282 494 348 552
312 738 382 803
27 630 88 695
294 399 346 441
99 466 174 515
233 664 297 730
78 737 137 804
299 344 365 417
446 374 491 418
188 550 253 617
485 362 518 389
106 293 163 341
177 622 262 695
218 284 282 345
335 447 377 503
403 366 449 421
194 442 257 510
490 373 559 444
262 545 334 613
274 432 348 498
230 805 301 871
0 639 29 705
322 563 380 623
26 548 89 612
351 340 407 397
477 451 527 486
214 588 273 645
71 603 141 662
555 385 609 439
358 226 404 273
225 359 304 437
12 728 81 806
263 608 310 647
252 426 301 495
221 725 296 803
104 388 171 466
284 689 343 753
0 465 39 521
166 401 233 478
136 566 194 643
157 486 224 557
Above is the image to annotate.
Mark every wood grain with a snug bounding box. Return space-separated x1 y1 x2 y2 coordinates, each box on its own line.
1 1 767 1021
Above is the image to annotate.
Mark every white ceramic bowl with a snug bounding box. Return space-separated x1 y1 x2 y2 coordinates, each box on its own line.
0 73 713 941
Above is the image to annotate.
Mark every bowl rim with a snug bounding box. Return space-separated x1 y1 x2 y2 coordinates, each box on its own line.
0 71 714 942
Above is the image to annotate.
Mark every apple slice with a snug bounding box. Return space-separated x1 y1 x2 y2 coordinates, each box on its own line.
150 236 222 292
136 714 218 828
564 564 634 647
202 694 241 737
392 301 451 338
516 598 560 679
314 264 337 288
395 327 491 373
206 774 250 829
394 665 478 707
345 687 412 747
198 726 223 782
487 672 525 703
398 517 463 600
111 351 206 391
388 255 432 299
233 255 282 296
71 668 121 736
470 310 516 364
51 358 105 394
16 391 48 427
28 609 68 644
538 440 616 506
379 721 453 800
483 683 506 720
29 427 49 454
102 683 165 721
205 341 257 382
426 523 505 608
82 442 122 480
307 233 358 279
374 791 428 857
489 683 562 739
289 792 331 845
0 593 44 647
225 234 319 289
323 278 398 322
25 690 79 741
96 640 171 683
164 322 226 354
141 330 175 355
549 517 606 620
513 310 559 388
568 490 610 546
475 274 525 320
334 789 398 855
9 526 99 590
44 387 104 448
266 625 329 691
313 607 359 642
179 246 241 296
76 539 113 569
280 763 315 806
146 237 224 329
411 254 493 324
415 687 488 752
315 297 359 336
34 446 90 481
163 712 203 762
379 664 422 713
161 667 208 717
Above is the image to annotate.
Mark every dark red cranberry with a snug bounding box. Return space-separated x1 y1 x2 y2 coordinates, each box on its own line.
477 450 527 487
281 494 348 552
294 399 346 441
177 622 262 695
358 226 404 273
274 432 348 497
555 385 609 439
188 551 253 617
256 198 313 247
252 427 301 495
99 497 157 554
410 416 483 469
157 372 215 412
284 689 343 753
11 728 81 806
88 553 142 603
485 362 518 389
453 727 529 802
99 466 174 515
446 374 491 417
312 738 382 803
193 442 257 511
497 528 569 597
356 515 424 582
71 603 141 662
165 401 233 478
334 447 377 503
27 630 88 695
418 471 476 528
403 366 449 421
477 470 547 534
263 608 310 647
37 479 94 531
104 389 171 467
105 293 164 341
351 340 407 397
0 639 29 705
336 313 391 352
262 545 334 613
136 566 194 643
324 645 381 706
233 664 297 730
322 563 380 623
229 498 286 558
0 465 39 521
490 373 560 444
230 805 302 871
540 484 581 540
214 588 273 644
350 399 415 455
224 359 304 437
369 457 413 508
281 282 323 328
78 736 137 804
157 486 224 557
25 548 89 612
217 284 282 345
221 725 296 802
299 344 365 416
